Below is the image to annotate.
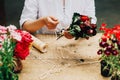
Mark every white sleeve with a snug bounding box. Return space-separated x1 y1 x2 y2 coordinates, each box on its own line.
19 0 38 28
84 0 97 24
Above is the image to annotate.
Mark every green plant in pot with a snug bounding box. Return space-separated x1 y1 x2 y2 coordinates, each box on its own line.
0 25 33 80
97 23 120 79
111 73 120 80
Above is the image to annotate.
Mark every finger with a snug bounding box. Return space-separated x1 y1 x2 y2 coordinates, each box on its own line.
48 19 59 25
49 16 59 24
50 16 58 21
47 24 56 29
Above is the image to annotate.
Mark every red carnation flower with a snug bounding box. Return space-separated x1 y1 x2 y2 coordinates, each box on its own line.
14 42 29 60
81 15 90 22
100 23 107 31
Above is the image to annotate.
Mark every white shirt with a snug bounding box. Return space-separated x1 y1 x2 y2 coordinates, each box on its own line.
20 0 97 34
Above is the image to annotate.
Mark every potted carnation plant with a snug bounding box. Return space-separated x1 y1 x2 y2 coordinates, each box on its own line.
0 25 33 80
97 23 120 80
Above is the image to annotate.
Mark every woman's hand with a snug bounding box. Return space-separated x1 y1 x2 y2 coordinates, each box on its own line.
22 16 59 33
43 16 59 29
63 30 74 39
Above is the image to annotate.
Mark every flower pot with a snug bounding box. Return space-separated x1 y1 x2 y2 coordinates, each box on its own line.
13 57 23 73
111 74 120 80
100 60 113 77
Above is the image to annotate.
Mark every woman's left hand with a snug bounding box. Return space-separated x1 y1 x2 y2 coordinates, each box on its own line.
63 30 74 39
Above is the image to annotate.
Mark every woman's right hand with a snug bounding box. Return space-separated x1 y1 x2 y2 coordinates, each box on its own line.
43 16 59 29
63 30 74 39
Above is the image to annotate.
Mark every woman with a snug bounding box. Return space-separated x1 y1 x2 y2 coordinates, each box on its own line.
20 0 97 38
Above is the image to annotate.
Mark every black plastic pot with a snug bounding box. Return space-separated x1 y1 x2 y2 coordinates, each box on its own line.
111 74 120 80
13 57 23 73
100 60 113 77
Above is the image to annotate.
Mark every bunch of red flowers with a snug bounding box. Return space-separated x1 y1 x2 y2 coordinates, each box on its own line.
63 13 97 40
98 23 120 79
14 30 33 60
98 23 120 56
0 25 33 60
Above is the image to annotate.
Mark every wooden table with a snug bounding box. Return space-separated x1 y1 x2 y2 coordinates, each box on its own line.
19 33 110 80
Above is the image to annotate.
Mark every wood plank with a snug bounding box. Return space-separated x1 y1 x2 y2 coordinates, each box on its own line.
19 33 110 80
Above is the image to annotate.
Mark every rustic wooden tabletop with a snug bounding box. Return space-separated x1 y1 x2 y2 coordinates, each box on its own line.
19 33 110 80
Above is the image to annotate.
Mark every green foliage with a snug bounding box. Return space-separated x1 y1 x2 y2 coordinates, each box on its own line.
0 38 18 80
69 13 82 39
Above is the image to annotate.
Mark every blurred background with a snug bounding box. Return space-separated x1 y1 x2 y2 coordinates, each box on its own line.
0 0 120 31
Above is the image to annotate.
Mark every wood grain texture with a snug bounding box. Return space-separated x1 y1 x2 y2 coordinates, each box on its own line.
19 33 110 80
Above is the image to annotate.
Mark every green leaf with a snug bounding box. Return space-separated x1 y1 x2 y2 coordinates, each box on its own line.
72 13 80 23
0 38 17 80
